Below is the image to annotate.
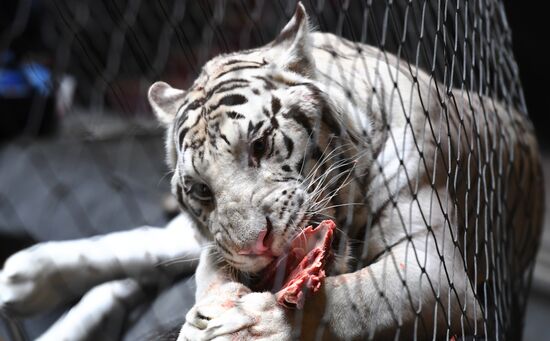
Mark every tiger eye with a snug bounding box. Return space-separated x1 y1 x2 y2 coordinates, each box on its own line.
190 183 213 202
251 134 268 160
253 139 266 155
198 184 210 196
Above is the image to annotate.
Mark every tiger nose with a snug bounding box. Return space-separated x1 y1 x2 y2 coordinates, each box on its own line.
238 217 274 256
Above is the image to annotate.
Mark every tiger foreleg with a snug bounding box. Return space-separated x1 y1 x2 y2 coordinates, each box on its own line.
0 212 201 316
36 278 144 341
303 235 482 340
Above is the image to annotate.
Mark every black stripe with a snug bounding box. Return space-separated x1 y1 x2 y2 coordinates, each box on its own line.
271 96 281 115
270 117 279 128
312 146 323 160
179 97 190 110
252 120 265 136
282 132 294 159
220 134 231 145
210 94 248 112
226 111 246 119
177 113 190 130
283 108 312 136
223 60 244 66
213 83 249 95
223 59 265 67
206 79 248 98
282 80 311 88
190 114 202 128
247 121 254 137
295 158 306 174
253 76 276 90
181 98 204 115
321 106 341 136
176 185 185 208
267 134 276 158
223 59 248 66
216 223 232 241
179 127 189 148
215 63 265 80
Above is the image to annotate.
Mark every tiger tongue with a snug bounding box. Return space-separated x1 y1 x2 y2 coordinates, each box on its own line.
255 220 336 309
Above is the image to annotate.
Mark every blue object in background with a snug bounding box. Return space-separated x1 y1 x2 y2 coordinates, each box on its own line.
0 50 56 140
21 63 52 97
0 51 52 98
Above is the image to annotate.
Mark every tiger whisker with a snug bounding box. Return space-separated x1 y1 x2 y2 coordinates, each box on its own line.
300 141 355 187
157 257 202 267
307 202 364 212
300 140 349 186
310 166 357 211
302 156 354 199
303 158 357 206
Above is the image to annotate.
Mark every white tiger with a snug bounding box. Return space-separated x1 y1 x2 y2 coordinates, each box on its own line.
0 3 542 340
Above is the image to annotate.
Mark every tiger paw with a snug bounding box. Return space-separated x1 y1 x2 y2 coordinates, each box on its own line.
180 282 251 335
0 243 82 315
178 291 291 341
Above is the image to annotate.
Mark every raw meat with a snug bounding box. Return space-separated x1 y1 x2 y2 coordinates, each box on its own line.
255 220 335 309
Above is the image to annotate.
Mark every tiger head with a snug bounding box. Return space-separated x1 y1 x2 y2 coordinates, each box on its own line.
148 3 368 273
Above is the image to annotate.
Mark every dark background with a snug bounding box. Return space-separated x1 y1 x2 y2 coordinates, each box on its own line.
504 0 549 148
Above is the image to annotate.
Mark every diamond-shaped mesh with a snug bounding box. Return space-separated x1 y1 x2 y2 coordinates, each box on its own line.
0 1 542 340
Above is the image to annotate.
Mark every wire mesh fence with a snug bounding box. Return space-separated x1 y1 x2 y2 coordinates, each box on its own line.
0 0 543 340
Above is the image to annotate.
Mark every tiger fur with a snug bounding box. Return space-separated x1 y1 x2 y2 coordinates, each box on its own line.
0 3 542 340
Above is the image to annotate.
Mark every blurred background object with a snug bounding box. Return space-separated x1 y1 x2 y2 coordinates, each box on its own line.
1 0 548 340
0 1 57 141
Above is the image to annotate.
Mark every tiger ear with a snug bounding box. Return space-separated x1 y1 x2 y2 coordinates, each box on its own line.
148 81 186 126
269 2 314 76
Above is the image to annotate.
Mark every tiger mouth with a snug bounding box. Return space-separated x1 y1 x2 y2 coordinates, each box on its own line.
229 214 325 273
230 214 321 266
